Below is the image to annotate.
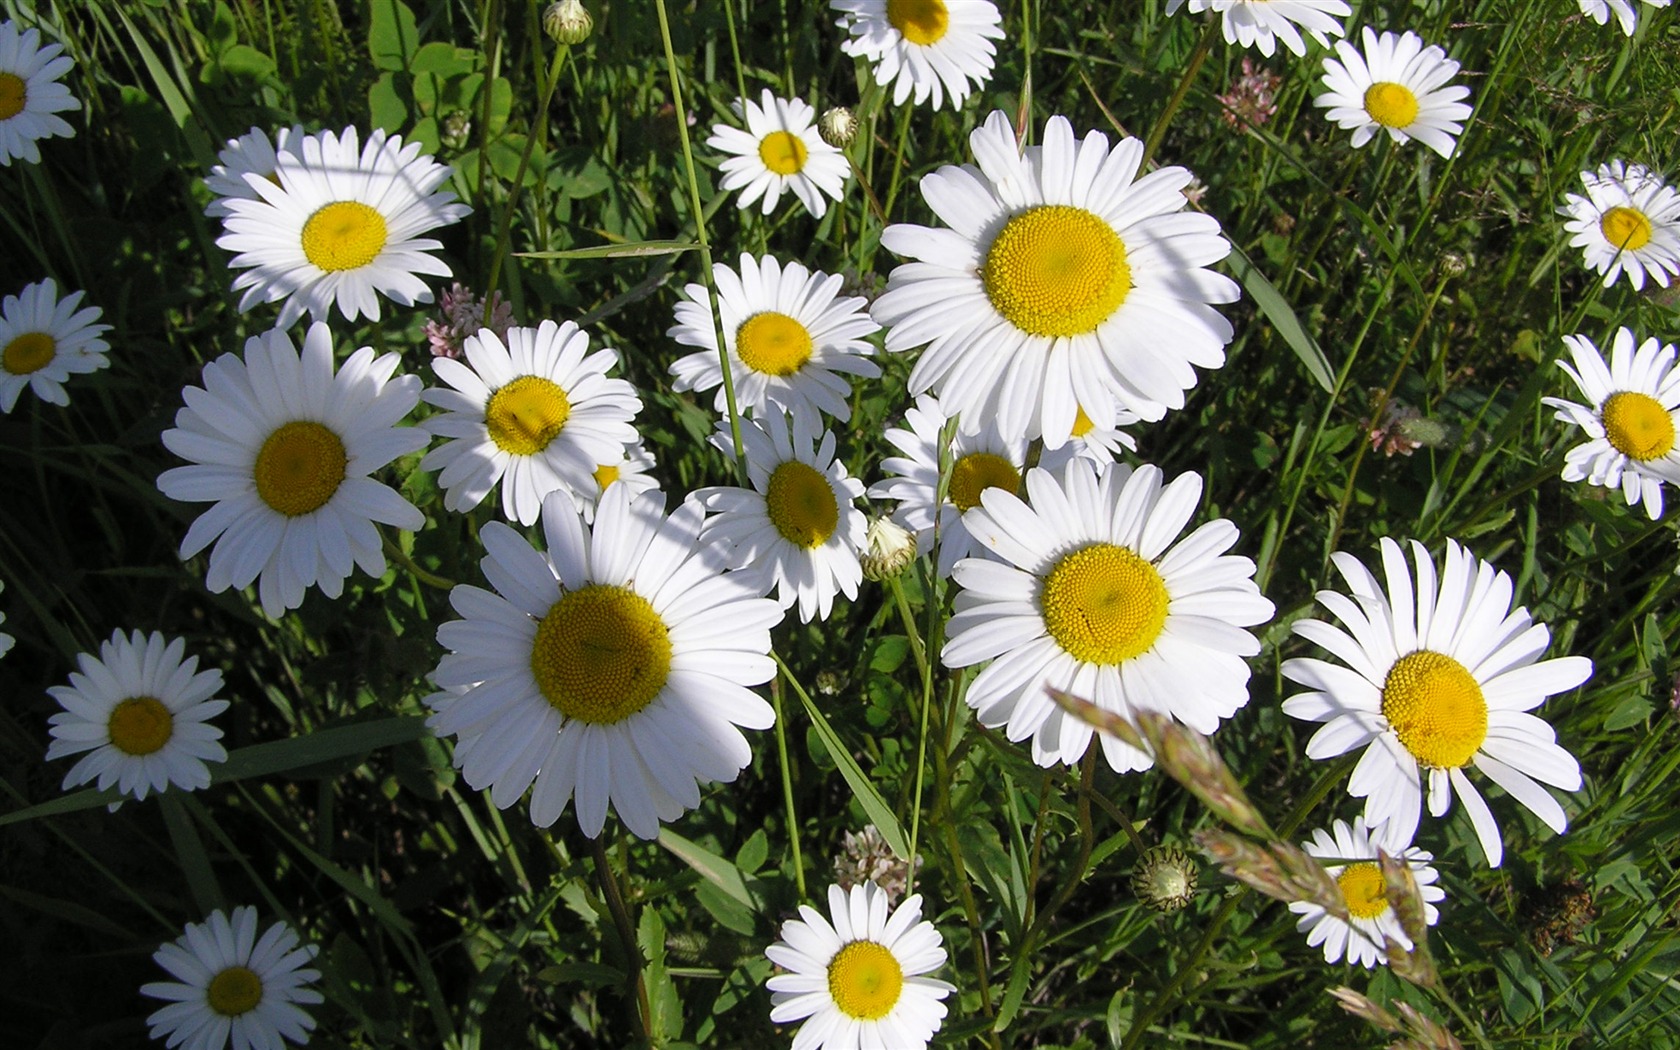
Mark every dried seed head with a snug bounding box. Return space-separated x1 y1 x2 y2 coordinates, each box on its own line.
1131 844 1199 912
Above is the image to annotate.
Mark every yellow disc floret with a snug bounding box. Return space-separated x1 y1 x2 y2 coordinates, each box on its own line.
2 331 55 375
736 312 814 376
486 375 572 456
1600 206 1653 252
206 965 264 1017
254 421 348 517
0 73 25 121
530 585 672 724
1040 543 1169 665
1602 390 1676 461
1071 406 1097 439
827 940 905 1020
758 131 808 176
300 200 389 272
765 460 839 549
107 697 174 756
593 462 621 493
983 205 1132 337
886 0 950 46
1336 862 1391 921
948 451 1021 512
1380 650 1487 769
1363 82 1420 128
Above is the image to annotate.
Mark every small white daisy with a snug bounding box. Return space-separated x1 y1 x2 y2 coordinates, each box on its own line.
1036 401 1141 472
1287 816 1444 969
942 459 1275 773
44 629 228 801
204 124 309 218
668 253 881 431
0 19 78 166
707 90 848 219
576 438 661 525
830 0 1005 111
419 320 641 527
1315 27 1473 159
157 322 429 618
1165 0 1350 58
1578 0 1671 35
0 277 111 413
217 126 471 326
766 881 955 1050
1559 160 1680 290
141 906 322 1050
1281 537 1593 868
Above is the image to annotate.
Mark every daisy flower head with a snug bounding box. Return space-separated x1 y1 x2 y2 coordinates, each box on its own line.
157 322 428 618
216 125 471 326
576 438 661 525
830 0 1005 111
765 881 955 1050
1559 160 1680 290
0 277 111 413
1579 0 1671 35
427 485 783 838
873 111 1240 449
44 629 228 802
1036 401 1141 472
419 320 641 526
708 91 848 219
203 124 309 218
0 19 78 166
1314 27 1473 159
669 254 881 431
1288 816 1444 969
1281 538 1593 868
141 906 322 1050
941 458 1275 773
1165 0 1350 58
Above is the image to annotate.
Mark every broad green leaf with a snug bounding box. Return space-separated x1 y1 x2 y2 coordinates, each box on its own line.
1226 246 1335 393
793 680 911 861
660 829 756 911
368 0 420 72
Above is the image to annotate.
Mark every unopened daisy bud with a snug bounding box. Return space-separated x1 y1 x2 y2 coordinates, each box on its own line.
544 0 592 45
862 516 916 580
818 106 858 149
1440 251 1469 276
1131 844 1199 912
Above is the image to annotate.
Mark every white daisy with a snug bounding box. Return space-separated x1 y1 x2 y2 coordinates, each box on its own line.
765 881 955 1050
0 277 111 413
427 486 783 839
668 254 881 431
1559 160 1680 290
1314 27 1473 159
830 0 1005 111
1287 816 1444 969
1281 537 1593 868
707 90 848 219
1036 402 1141 471
1165 0 1350 58
141 906 322 1050
698 412 867 624
1578 0 1671 35
0 19 78 166
941 459 1274 773
419 320 641 527
44 629 228 801
216 126 471 326
204 124 309 218
157 322 428 618
575 438 661 525
872 111 1240 449
1543 327 1680 520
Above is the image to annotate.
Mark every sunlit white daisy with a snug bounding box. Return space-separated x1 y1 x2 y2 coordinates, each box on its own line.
576 438 661 525
427 486 783 838
766 881 955 1050
419 320 641 527
1288 816 1444 969
217 126 471 326
1559 160 1680 290
830 0 1005 111
0 277 111 413
1165 0 1350 57
942 459 1274 773
708 90 848 219
1578 0 1671 35
203 124 309 218
669 254 881 431
157 323 428 618
1282 538 1592 868
44 629 228 802
141 906 322 1050
1314 28 1473 159
0 19 78 166
1036 401 1141 471
873 111 1239 449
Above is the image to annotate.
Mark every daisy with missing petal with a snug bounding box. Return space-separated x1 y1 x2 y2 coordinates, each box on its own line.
157 323 428 618
1288 816 1444 969
0 20 78 166
141 906 322 1050
204 124 308 218
420 321 641 526
44 629 228 801
708 91 848 219
766 881 955 1050
1579 0 1671 35
577 439 661 525
831 0 1005 111
1282 538 1592 868
1165 0 1350 58
0 277 111 413
873 111 1239 449
669 254 881 431
1543 327 1680 520
942 459 1274 773
427 486 783 838
1315 28 1473 159
1559 160 1680 290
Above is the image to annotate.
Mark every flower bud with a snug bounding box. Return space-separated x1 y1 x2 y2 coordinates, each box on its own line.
818 106 858 149
544 0 593 45
861 516 916 581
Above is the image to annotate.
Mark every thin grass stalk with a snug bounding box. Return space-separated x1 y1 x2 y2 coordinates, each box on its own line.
769 673 808 900
485 26 573 299
1142 18 1219 167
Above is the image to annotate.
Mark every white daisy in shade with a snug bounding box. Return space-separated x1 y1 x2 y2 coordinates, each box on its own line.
0 19 78 166
1579 0 1671 35
0 277 111 413
872 111 1239 449
707 90 848 219
419 320 641 526
576 439 661 525
216 126 471 326
1288 816 1444 970
157 322 428 618
203 124 308 218
44 629 228 801
1165 0 1350 58
698 412 867 624
830 0 1005 111
1314 27 1473 159
1543 327 1680 520
668 254 881 432
141 906 322 1050
427 486 783 838
1559 160 1680 290
942 459 1274 773
765 881 955 1050
1281 538 1592 868
1036 402 1141 471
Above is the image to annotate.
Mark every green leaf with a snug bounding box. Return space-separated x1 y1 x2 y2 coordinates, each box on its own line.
1226 246 1334 392
217 44 276 81
368 0 420 72
161 794 225 914
660 828 756 910
793 681 911 860
368 72 409 135
0 883 137 939
517 240 703 260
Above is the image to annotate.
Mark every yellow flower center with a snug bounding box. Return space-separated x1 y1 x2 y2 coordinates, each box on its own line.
1380 650 1487 769
253 421 347 517
206 965 264 1017
593 462 621 493
1599 206 1653 252
485 375 571 456
827 940 904 1020
736 311 813 376
2 331 55 375
1071 406 1097 438
1040 543 1169 665
1337 862 1391 921
758 130 807 176
530 585 672 724
983 205 1132 338
300 200 389 272
948 451 1021 513
765 461 839 549
0 72 26 121
1363 82 1420 128
1601 390 1676 461
886 0 950 46
107 697 174 756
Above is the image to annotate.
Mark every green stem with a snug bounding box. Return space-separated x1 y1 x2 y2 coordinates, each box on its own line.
889 573 935 889
1142 19 1218 167
485 35 571 299
382 532 455 590
590 834 652 1044
770 674 808 900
